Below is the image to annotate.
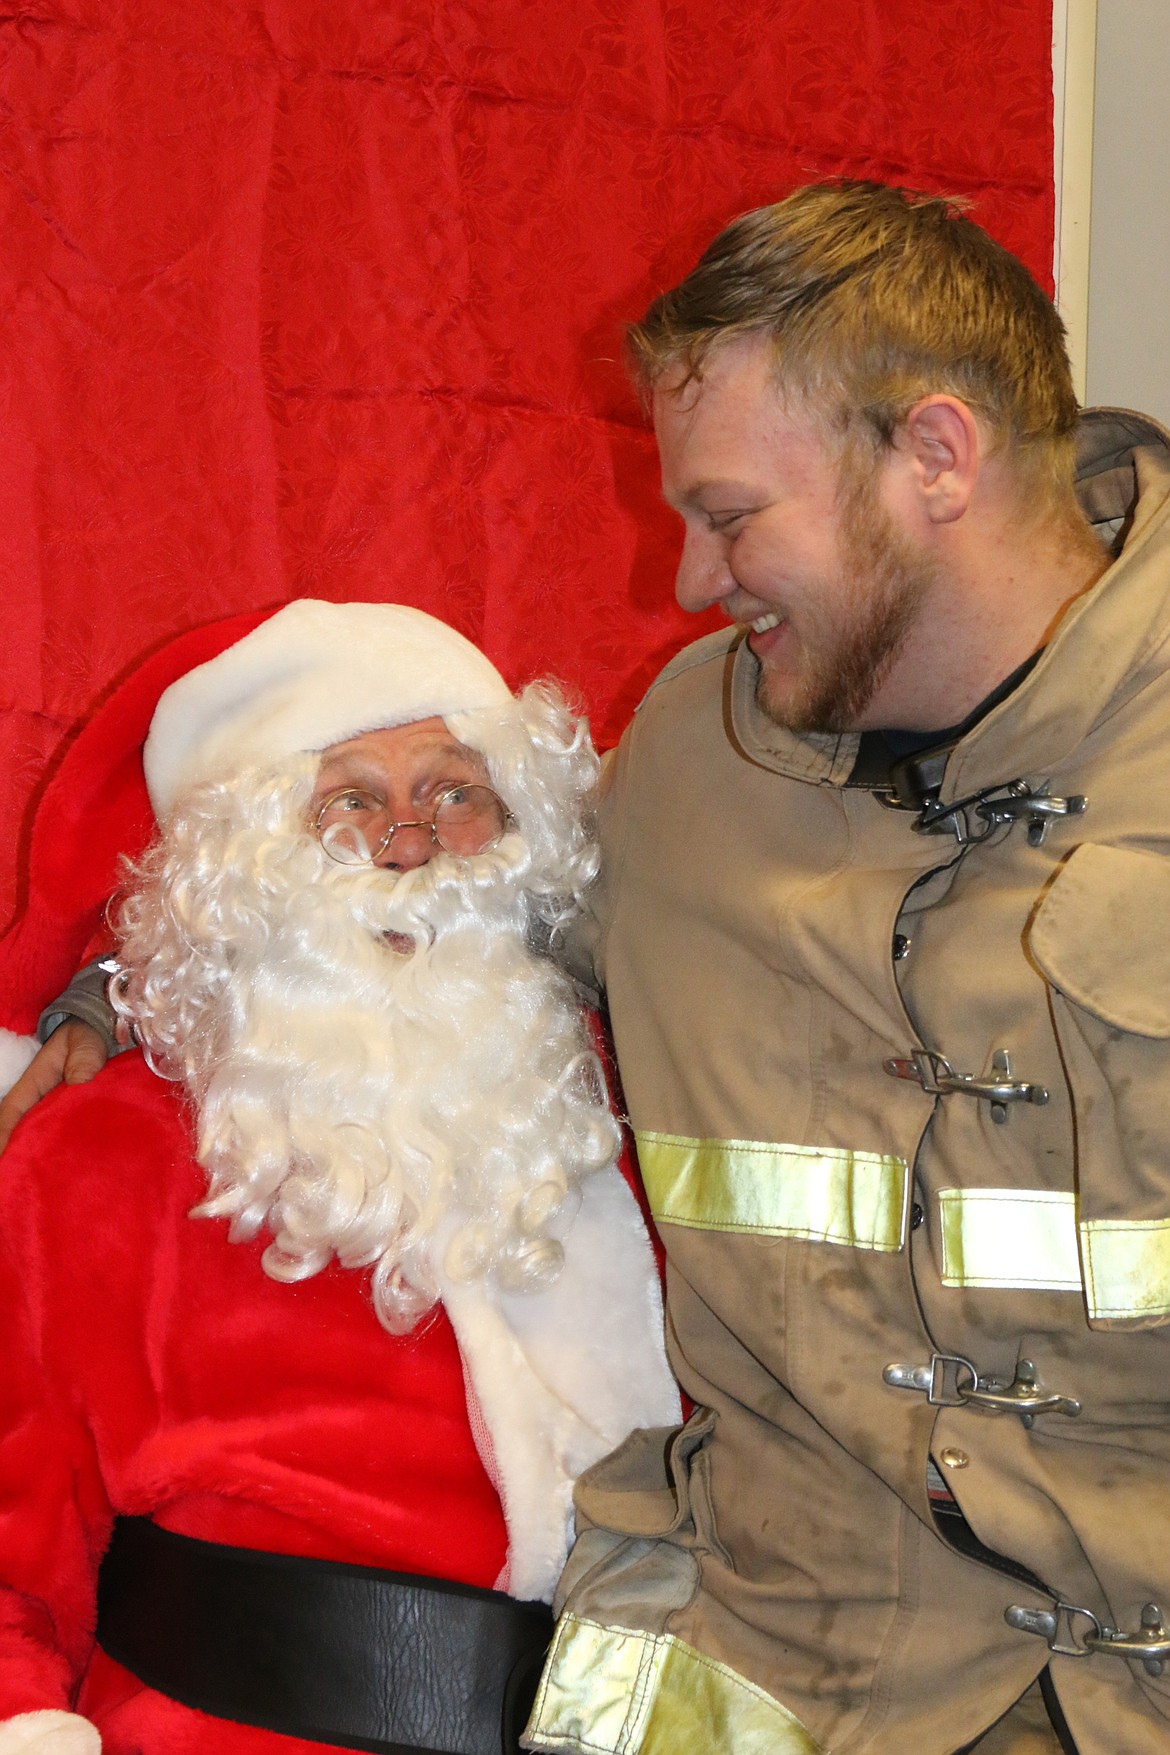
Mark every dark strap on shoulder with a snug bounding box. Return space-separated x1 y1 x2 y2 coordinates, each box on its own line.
96 1516 552 1754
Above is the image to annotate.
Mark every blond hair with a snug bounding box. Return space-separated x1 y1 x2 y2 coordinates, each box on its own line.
629 180 1080 506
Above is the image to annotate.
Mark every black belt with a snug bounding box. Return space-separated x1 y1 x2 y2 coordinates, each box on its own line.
96 1516 553 1754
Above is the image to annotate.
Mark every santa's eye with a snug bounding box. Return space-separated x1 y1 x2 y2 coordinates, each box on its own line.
315 787 384 826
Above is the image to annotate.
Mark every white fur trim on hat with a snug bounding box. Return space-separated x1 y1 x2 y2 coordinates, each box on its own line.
143 601 514 815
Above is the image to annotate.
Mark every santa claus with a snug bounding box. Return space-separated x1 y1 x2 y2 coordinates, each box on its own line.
0 601 679 1755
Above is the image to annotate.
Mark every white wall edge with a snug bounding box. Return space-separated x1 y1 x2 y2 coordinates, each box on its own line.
1052 0 1098 403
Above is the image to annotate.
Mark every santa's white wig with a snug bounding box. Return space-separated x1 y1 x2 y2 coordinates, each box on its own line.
444 682 601 927
112 602 619 1331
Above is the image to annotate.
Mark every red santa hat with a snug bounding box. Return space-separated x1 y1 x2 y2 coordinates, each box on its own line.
0 601 512 1033
144 599 512 815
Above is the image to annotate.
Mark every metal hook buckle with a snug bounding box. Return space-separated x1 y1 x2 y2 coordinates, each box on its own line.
1007 1601 1170 1676
882 1352 979 1408
957 1359 1080 1427
883 1355 1080 1426
976 782 1088 847
1086 1604 1170 1676
883 1047 1048 1123
1005 1600 1103 1658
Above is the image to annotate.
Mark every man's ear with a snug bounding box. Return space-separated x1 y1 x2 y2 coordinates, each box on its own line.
897 395 981 525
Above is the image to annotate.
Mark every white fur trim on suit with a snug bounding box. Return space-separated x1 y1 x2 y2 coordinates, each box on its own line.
437 1164 681 1603
0 1029 38 1100
0 1712 101 1754
144 600 513 816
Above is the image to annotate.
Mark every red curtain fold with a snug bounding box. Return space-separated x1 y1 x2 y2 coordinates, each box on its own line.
0 0 1055 942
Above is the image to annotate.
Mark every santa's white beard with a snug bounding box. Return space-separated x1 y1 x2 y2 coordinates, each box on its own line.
124 832 619 1333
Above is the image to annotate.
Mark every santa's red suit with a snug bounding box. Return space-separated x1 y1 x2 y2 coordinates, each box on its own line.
1 1052 511 1753
0 610 680 1755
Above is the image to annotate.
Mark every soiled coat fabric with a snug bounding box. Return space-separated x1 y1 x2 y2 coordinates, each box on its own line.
523 410 1170 1755
0 1052 678 1754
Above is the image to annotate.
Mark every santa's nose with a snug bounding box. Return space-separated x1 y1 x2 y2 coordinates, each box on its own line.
374 823 436 872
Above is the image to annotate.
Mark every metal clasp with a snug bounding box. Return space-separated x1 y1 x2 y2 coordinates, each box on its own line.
1005 1600 1103 1658
957 1358 1080 1428
1086 1604 1170 1677
883 1352 978 1407
883 1047 1048 1123
976 782 1088 848
1007 1601 1170 1677
884 1355 1080 1426
912 778 1087 846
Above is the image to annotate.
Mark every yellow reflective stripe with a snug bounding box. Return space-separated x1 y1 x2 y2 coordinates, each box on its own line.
525 1614 822 1755
634 1132 908 1253
1081 1219 1170 1321
938 1190 1170 1321
938 1189 1083 1291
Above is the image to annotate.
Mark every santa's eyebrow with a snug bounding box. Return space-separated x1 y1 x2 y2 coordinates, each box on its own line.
314 740 487 797
407 749 490 796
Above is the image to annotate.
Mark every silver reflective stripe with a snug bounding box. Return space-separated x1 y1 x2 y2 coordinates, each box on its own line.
938 1188 1082 1291
938 1188 1170 1321
634 1132 908 1253
525 1614 823 1754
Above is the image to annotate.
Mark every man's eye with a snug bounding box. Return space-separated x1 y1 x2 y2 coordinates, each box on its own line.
708 510 749 533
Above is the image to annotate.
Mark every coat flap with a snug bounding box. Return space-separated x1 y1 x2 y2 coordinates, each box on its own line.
1029 842 1170 1037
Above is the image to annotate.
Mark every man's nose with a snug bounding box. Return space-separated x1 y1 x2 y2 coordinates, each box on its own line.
674 525 735 614
374 823 436 872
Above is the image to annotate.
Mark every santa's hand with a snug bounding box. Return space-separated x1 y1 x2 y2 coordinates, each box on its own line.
0 1023 109 1154
0 1711 101 1752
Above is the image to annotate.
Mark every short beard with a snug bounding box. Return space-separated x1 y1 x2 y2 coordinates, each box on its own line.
755 464 934 735
113 764 619 1334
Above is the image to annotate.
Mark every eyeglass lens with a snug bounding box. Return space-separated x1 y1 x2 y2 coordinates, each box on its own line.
316 785 509 866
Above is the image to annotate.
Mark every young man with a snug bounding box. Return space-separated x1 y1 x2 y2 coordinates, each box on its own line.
0 600 679 1755
524 184 1170 1754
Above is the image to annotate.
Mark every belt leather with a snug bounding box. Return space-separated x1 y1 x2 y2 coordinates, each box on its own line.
96 1516 553 1754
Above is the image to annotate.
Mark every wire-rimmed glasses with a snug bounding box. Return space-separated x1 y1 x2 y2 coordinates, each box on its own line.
313 783 513 867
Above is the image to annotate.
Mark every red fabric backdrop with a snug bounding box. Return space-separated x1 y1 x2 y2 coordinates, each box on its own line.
0 0 1055 947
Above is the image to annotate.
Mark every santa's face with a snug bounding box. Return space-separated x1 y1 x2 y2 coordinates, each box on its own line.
310 718 496 874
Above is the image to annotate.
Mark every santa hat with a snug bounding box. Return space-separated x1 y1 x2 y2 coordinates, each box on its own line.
145 600 513 816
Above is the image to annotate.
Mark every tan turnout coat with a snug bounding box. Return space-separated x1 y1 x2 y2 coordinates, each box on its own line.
525 411 1170 1755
